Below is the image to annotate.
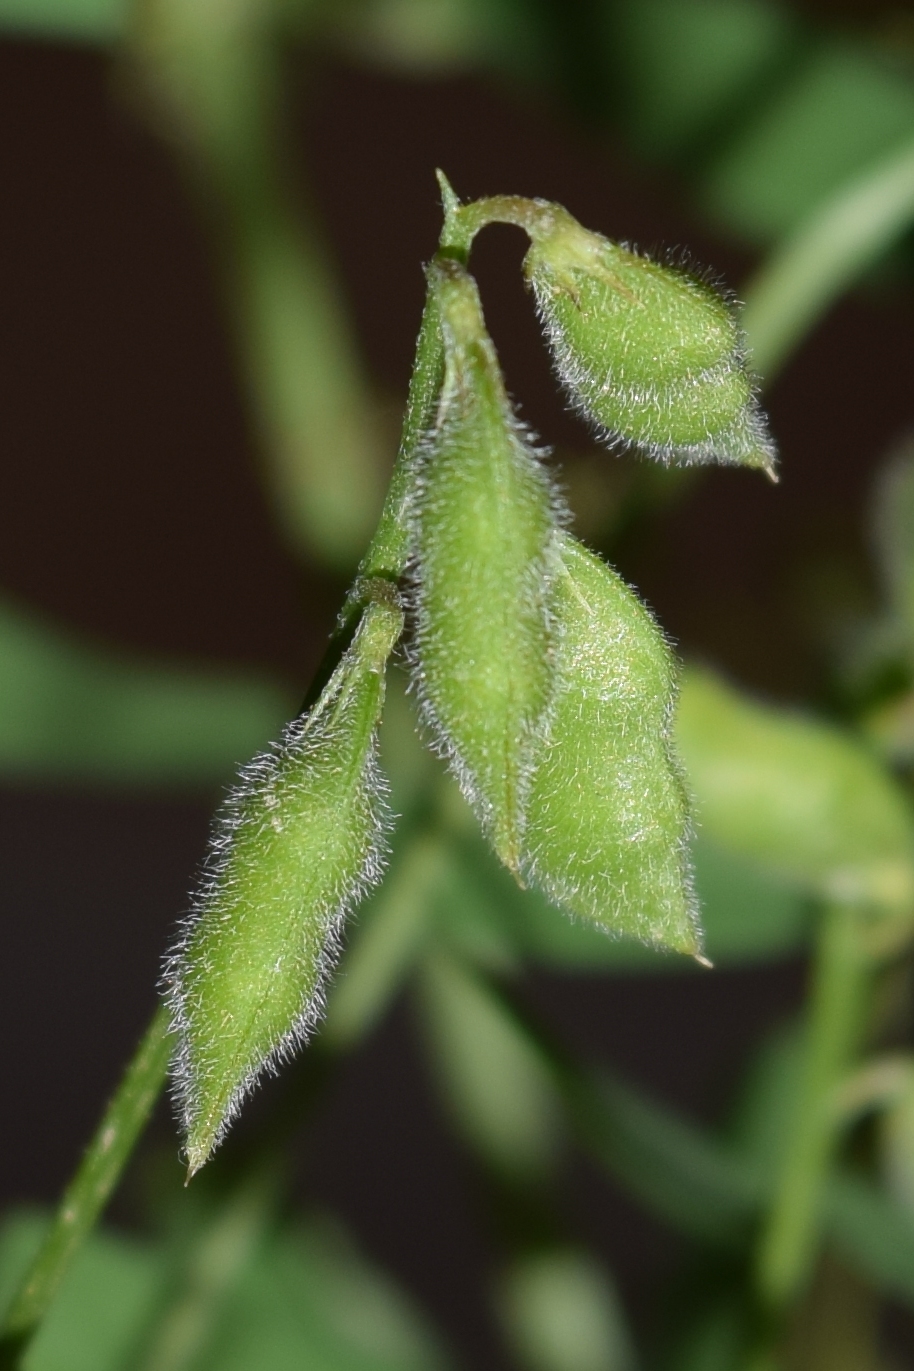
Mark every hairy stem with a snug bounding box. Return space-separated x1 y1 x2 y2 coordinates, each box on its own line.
354 283 444 588
0 1005 172 1368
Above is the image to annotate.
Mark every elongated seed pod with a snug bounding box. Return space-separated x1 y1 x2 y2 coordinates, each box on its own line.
413 258 561 873
521 533 699 955
167 592 403 1175
523 206 776 475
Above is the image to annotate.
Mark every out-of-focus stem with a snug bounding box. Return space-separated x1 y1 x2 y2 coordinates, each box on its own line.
753 903 870 1339
0 1006 172 1369
128 0 382 571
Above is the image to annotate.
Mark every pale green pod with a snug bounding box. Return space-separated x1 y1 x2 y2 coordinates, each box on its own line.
523 206 776 475
414 257 560 873
677 666 914 915
167 593 403 1175
521 533 699 956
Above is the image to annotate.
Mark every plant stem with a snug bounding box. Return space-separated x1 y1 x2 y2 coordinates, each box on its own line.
0 1004 172 1368
128 0 382 571
355 178 579 588
355 282 444 587
753 903 870 1329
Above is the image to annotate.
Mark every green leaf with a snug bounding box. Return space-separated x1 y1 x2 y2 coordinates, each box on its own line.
0 1208 448 1371
442 808 807 973
0 1211 165 1371
691 839 811 965
417 950 562 1178
0 0 125 42
701 41 914 242
497 1249 637 1371
606 0 798 162
199 1220 449 1371
567 1069 762 1248
741 136 914 379
413 257 559 874
523 210 775 473
825 1174 914 1309
0 600 291 786
169 594 403 1175
676 667 914 914
522 534 699 956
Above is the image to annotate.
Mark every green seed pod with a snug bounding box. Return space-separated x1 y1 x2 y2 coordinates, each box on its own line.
167 592 403 1175
521 533 699 956
523 205 776 475
413 257 561 873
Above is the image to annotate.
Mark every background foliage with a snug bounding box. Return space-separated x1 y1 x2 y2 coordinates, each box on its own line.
4 0 914 1367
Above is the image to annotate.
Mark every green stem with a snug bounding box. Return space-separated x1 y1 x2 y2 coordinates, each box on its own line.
353 182 559 590
754 903 870 1325
352 281 444 588
0 1005 173 1367
435 175 563 258
129 0 381 571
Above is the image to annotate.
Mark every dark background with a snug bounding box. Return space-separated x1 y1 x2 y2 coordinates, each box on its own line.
1 29 913 1365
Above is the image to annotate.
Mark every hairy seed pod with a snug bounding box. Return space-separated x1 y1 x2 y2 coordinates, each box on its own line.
413 258 561 874
167 592 403 1175
523 206 776 475
521 533 700 956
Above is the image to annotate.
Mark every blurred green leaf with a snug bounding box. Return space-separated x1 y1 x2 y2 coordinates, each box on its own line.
742 137 914 378
604 0 798 161
0 600 292 786
661 1297 746 1371
825 1175 914 1309
446 827 809 973
195 1220 449 1371
701 41 914 242
0 1211 165 1371
0 1208 448 1371
558 1050 914 1309
497 1249 637 1371
677 667 914 913
725 1021 804 1184
417 950 562 1178
567 1071 761 1248
691 839 811 965
324 831 448 1050
0 0 125 41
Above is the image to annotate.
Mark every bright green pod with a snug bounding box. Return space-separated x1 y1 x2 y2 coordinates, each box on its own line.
414 257 560 874
167 591 403 1175
521 533 700 956
523 206 776 475
677 666 914 914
